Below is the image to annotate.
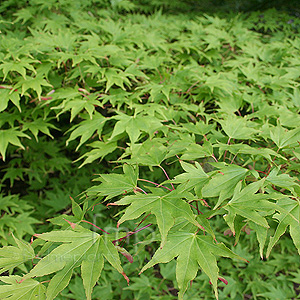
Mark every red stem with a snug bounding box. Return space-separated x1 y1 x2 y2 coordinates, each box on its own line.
138 178 172 191
81 220 110 234
223 137 231 162
189 203 203 215
159 165 175 190
113 223 152 244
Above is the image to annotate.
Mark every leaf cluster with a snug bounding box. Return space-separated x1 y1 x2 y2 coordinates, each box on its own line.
0 1 300 299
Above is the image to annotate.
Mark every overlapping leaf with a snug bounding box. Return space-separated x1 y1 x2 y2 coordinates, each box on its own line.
140 231 247 300
267 196 300 257
0 276 46 300
0 129 31 161
202 164 249 208
86 164 138 200
223 180 276 233
0 236 35 273
110 187 203 247
21 225 129 300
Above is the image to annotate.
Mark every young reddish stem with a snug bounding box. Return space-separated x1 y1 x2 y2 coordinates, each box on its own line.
265 149 280 176
189 203 203 215
113 223 152 244
230 153 238 164
136 186 148 195
211 154 218 163
223 137 231 162
185 80 200 94
255 170 268 175
119 213 151 247
138 178 172 191
158 165 174 190
81 220 110 234
200 198 210 207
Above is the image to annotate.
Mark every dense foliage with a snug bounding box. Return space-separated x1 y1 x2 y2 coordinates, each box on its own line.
0 1 300 299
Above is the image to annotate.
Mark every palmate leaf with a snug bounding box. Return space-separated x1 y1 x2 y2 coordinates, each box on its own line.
172 161 209 196
66 113 107 150
86 164 138 200
0 275 46 300
21 225 129 300
0 236 35 273
75 141 118 168
265 168 299 195
110 187 203 247
217 143 286 162
109 112 163 144
270 123 300 149
223 180 276 233
266 197 300 257
0 58 37 80
52 97 101 123
202 164 249 209
15 75 53 100
0 88 21 112
22 118 58 141
180 141 213 161
140 231 247 300
122 139 168 166
0 128 31 161
219 116 259 140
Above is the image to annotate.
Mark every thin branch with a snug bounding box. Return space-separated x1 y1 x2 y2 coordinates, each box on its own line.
158 165 175 190
81 220 110 234
113 223 152 244
138 178 172 191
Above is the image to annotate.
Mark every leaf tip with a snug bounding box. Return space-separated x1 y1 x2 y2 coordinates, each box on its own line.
122 271 129 285
63 218 76 229
219 277 228 285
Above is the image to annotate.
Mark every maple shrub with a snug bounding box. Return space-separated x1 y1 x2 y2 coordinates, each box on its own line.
0 1 300 299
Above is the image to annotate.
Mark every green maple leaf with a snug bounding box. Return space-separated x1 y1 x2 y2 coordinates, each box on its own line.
0 128 31 161
0 88 21 112
0 275 46 300
21 225 129 300
103 68 131 92
172 161 209 197
180 141 213 160
217 143 286 162
0 58 36 80
181 121 215 136
66 113 107 150
109 112 162 144
22 119 58 141
52 97 101 122
270 123 300 149
202 164 249 208
265 168 299 194
266 196 300 257
122 139 168 166
110 187 203 247
86 164 138 200
223 180 276 234
140 232 247 300
16 75 53 100
220 116 259 140
75 141 118 168
0 236 35 273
